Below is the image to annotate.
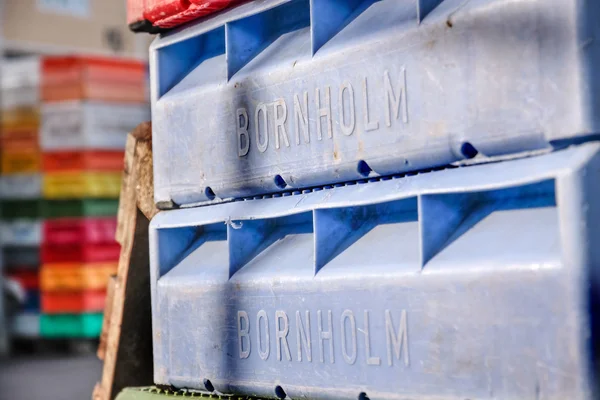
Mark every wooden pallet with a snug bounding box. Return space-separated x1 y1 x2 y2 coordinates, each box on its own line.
93 122 158 400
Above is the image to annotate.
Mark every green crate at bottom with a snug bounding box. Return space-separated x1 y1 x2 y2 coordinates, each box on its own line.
40 313 103 338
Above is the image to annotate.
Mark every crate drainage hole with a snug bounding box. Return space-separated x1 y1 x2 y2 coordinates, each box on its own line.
274 175 287 189
460 142 478 159
205 187 216 200
358 393 370 400
203 379 214 392
275 385 286 399
357 160 372 177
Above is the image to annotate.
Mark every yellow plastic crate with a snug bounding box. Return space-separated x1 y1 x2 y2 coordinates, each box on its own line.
40 262 118 292
42 172 121 199
1 150 41 174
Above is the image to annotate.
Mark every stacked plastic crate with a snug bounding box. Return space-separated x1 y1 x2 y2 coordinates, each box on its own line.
39 56 149 339
142 0 600 399
0 57 43 339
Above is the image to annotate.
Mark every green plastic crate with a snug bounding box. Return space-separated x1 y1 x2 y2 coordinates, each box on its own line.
1 200 43 219
40 313 103 338
1 199 119 220
42 199 119 218
116 388 261 400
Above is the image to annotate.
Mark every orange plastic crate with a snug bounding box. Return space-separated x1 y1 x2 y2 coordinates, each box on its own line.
40 262 117 292
1 150 40 174
42 151 124 172
41 290 107 314
1 108 40 131
42 56 147 103
0 133 39 152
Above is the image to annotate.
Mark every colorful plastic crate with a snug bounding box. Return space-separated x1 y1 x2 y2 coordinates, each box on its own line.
3 247 40 269
42 56 147 104
40 313 103 338
41 242 121 264
42 151 123 172
42 172 121 199
41 291 107 314
6 270 39 290
42 199 120 219
0 174 41 199
40 263 117 292
0 220 41 246
1 150 40 174
43 218 117 245
41 101 149 151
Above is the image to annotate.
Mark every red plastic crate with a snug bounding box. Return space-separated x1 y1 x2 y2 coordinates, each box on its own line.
42 56 147 103
43 218 117 245
41 290 107 313
41 242 121 264
143 0 244 29
6 270 39 290
42 151 124 172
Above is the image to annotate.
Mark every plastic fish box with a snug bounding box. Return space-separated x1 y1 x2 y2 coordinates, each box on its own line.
41 101 150 151
0 174 41 200
0 220 42 246
43 218 117 245
1 57 40 109
42 56 148 104
1 108 40 131
23 291 41 312
3 247 40 269
42 199 120 219
40 262 117 292
10 313 40 338
40 313 103 338
0 133 39 153
41 242 121 264
150 142 600 399
41 291 107 314
1 200 43 219
6 270 39 291
0 150 40 174
151 0 600 206
42 172 122 199
42 151 124 172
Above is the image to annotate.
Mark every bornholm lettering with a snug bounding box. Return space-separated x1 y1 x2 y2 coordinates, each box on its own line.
237 309 409 366
236 68 408 157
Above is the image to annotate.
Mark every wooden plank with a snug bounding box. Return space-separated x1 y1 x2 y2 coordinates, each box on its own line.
93 122 158 400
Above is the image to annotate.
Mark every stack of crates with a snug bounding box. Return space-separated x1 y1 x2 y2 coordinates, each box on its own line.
144 0 600 399
1 57 43 339
38 56 149 339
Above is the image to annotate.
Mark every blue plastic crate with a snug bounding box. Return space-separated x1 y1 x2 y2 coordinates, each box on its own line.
151 0 600 206
149 142 600 399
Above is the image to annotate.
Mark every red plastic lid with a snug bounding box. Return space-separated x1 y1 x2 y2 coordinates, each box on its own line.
41 242 121 264
144 0 244 28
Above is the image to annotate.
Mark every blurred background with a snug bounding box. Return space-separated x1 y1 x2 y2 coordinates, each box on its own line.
0 1 152 398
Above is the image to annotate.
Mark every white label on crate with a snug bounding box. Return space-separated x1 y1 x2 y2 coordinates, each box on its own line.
37 0 90 18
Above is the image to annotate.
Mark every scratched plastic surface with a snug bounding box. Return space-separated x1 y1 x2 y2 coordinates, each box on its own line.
151 0 600 206
150 142 600 399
